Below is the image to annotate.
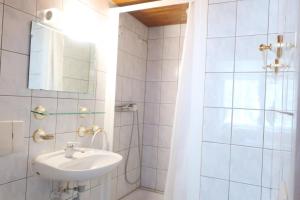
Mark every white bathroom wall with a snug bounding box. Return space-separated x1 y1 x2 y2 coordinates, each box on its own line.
0 0 111 199
112 13 148 200
201 0 298 200
141 24 185 192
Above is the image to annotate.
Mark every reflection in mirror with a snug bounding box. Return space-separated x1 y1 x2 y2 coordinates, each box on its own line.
29 21 96 94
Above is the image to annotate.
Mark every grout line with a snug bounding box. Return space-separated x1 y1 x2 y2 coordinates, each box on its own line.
0 3 4 75
260 0 271 198
199 0 211 196
227 1 238 198
3 4 36 18
0 177 27 186
200 175 278 190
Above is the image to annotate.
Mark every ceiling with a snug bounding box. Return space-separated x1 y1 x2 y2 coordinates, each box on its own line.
112 0 188 27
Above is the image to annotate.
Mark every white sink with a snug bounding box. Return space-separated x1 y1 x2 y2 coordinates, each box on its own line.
32 148 122 181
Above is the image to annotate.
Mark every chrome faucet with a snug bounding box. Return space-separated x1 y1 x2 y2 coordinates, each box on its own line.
64 142 84 158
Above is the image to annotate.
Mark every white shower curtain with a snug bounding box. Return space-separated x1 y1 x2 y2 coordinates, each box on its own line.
164 0 208 199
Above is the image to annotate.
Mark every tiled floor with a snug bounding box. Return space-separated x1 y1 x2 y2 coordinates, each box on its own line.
121 189 163 200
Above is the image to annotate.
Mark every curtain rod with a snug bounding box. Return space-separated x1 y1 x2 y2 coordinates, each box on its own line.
109 0 192 13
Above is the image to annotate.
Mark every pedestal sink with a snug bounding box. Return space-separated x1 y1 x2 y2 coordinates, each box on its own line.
32 148 122 181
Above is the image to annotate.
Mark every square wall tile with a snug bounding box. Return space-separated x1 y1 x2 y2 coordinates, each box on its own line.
237 0 269 36
0 51 31 96
0 179 26 200
262 149 273 188
206 37 235 72
148 26 164 39
157 148 170 170
283 72 297 112
265 72 283 111
230 145 262 185
162 60 179 81
145 82 161 103
233 73 266 109
143 125 158 146
0 96 31 137
203 108 232 144
144 103 160 124
37 0 63 11
284 0 298 33
142 146 158 168
158 125 172 148
163 37 180 59
229 182 261 200
119 126 131 150
264 111 282 150
2 5 35 54
208 2 237 37
26 176 52 200
121 78 132 102
146 61 162 81
56 98 78 133
269 0 298 34
232 109 264 147
0 139 28 184
148 39 163 60
261 188 271 200
200 177 229 200
160 82 177 103
159 104 175 126
164 24 180 38
281 114 293 151
141 167 157 188
204 73 233 108
5 0 36 15
235 35 268 72
156 170 167 192
201 142 230 179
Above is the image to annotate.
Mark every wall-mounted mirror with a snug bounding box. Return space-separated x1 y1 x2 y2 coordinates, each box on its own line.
28 22 96 94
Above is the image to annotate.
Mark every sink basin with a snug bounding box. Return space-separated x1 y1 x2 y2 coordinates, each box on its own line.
32 148 122 181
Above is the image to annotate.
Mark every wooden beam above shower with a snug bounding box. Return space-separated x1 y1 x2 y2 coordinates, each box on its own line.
112 0 188 26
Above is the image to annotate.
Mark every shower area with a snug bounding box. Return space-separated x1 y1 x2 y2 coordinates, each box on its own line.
112 12 185 199
110 0 300 200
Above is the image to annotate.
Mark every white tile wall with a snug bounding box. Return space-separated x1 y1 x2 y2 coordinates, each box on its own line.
229 182 261 200
232 109 264 147
230 145 262 185
0 0 110 200
201 142 230 179
204 73 233 108
207 2 236 38
141 24 185 192
203 107 232 143
113 13 148 199
233 73 266 109
236 0 269 36
206 37 235 72
201 1 298 200
200 177 229 200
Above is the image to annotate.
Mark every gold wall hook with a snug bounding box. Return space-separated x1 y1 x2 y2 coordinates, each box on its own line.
33 129 54 143
259 44 272 52
33 105 47 120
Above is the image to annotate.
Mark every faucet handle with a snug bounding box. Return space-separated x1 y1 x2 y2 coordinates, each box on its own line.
66 141 80 148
